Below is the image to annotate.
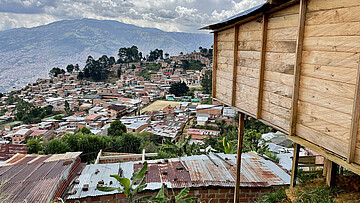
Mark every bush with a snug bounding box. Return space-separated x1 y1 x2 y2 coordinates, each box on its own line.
257 187 286 203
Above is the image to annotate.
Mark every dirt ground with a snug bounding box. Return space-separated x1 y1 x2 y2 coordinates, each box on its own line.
286 176 360 202
141 100 181 113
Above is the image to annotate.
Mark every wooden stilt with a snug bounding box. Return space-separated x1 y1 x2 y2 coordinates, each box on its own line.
234 112 245 203
290 143 300 188
326 160 338 187
323 158 328 177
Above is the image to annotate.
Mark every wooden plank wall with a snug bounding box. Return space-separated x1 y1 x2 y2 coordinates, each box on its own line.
261 4 299 132
213 0 360 165
297 0 360 161
215 29 234 105
235 18 262 114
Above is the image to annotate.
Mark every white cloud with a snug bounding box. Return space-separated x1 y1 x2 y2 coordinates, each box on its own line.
0 0 265 33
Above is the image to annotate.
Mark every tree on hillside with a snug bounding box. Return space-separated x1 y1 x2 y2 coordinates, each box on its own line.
49 67 65 77
80 55 111 81
74 64 80 72
64 100 70 115
201 70 212 94
27 137 43 154
147 49 163 61
108 120 127 136
169 82 189 97
118 46 141 63
117 68 121 78
66 64 74 73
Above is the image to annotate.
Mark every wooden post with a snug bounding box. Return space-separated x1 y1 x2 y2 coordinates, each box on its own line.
347 58 360 163
290 143 300 188
234 112 245 203
323 158 328 177
231 25 239 106
212 32 218 98
326 159 338 187
290 0 307 136
256 14 268 119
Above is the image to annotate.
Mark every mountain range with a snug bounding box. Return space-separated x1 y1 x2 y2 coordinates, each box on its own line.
0 18 213 92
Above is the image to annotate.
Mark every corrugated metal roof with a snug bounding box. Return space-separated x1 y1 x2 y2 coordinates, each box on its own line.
0 152 82 203
67 153 290 199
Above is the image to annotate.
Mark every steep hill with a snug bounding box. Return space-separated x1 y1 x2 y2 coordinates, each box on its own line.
0 18 212 92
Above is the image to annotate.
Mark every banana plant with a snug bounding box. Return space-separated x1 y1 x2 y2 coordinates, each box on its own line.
97 162 152 203
151 184 197 203
162 135 192 157
223 137 237 154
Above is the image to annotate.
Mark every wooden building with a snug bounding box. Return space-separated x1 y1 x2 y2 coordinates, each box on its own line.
203 0 360 200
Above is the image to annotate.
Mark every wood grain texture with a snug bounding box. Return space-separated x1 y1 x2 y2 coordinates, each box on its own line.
262 110 290 132
305 22 360 37
298 101 352 129
270 3 300 18
234 113 245 203
265 61 295 74
257 14 268 119
304 36 360 53
237 66 259 78
289 0 306 136
301 63 357 84
296 124 348 157
297 112 350 142
290 143 300 188
306 5 360 26
268 13 300 29
232 25 239 106
267 27 298 40
298 88 353 115
307 0 360 11
263 90 292 109
266 40 297 53
264 71 294 87
347 59 360 163
300 76 356 99
263 80 293 98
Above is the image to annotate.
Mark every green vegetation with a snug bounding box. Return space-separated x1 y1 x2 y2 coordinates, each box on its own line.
139 69 151 80
200 98 212 104
151 185 197 203
66 64 79 73
198 46 213 59
145 63 161 71
98 162 151 203
156 135 201 159
14 100 53 124
201 70 212 94
98 162 197 203
27 125 142 162
180 60 205 71
169 82 189 97
118 46 142 63
257 188 286 203
147 49 164 62
78 55 114 81
49 67 65 77
294 185 340 203
26 136 43 154
204 119 271 155
107 120 127 136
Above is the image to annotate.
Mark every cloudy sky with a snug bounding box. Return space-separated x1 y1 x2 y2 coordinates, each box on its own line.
0 0 265 33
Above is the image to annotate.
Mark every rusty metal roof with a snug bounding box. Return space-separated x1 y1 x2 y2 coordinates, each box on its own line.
67 153 290 199
0 152 82 203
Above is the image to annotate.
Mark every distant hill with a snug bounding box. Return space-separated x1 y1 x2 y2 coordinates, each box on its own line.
0 18 212 92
